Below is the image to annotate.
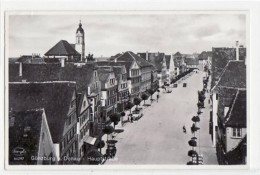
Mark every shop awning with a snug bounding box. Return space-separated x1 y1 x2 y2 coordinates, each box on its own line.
83 136 97 145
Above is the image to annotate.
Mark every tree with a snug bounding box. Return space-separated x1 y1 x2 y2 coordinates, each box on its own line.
148 89 154 99
102 125 114 141
125 101 134 113
109 113 120 129
133 97 141 110
96 140 105 153
120 112 125 117
141 93 149 105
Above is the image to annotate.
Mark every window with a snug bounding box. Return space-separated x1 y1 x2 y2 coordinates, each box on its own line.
83 101 86 107
216 93 219 100
232 128 242 138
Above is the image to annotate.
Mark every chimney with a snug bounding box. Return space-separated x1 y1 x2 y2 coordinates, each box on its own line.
60 58 65 67
19 62 23 76
236 41 239 61
146 51 148 61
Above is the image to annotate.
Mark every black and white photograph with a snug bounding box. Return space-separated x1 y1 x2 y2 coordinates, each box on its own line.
5 12 248 167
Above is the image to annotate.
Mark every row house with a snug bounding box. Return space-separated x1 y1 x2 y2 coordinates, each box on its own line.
96 62 130 111
138 52 167 87
184 57 199 69
116 51 153 95
150 65 159 92
112 66 129 112
9 82 78 164
76 92 94 160
98 67 118 122
9 109 58 165
97 60 141 100
173 52 186 76
210 60 246 147
198 51 212 71
216 90 247 165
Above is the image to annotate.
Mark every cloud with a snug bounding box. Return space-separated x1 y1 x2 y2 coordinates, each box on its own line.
8 13 246 57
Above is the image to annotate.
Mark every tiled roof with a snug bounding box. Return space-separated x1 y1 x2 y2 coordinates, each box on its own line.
16 55 44 63
173 52 182 57
112 66 124 83
225 90 246 128
198 51 212 60
116 51 152 68
185 58 199 65
98 69 110 83
9 109 44 164
9 57 19 64
211 48 236 88
9 63 21 82
9 63 97 92
214 61 246 90
45 40 80 56
138 52 165 72
96 61 133 78
211 47 246 88
9 82 76 143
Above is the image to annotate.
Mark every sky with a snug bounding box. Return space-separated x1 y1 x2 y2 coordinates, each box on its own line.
8 13 246 58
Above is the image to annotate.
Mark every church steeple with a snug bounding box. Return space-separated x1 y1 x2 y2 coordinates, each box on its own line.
75 20 85 62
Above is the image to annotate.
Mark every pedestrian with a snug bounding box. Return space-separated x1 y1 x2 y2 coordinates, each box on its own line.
157 94 159 103
131 116 133 123
183 125 186 134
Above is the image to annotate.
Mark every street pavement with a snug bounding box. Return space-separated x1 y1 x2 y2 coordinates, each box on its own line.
105 71 218 165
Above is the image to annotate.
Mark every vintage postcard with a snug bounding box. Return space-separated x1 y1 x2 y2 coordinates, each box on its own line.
4 10 248 170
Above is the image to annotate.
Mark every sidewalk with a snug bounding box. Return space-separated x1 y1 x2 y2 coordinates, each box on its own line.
196 72 218 165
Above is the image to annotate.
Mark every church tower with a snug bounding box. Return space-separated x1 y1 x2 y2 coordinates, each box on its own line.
75 21 85 62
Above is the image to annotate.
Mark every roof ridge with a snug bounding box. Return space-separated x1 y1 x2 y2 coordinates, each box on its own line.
127 51 137 61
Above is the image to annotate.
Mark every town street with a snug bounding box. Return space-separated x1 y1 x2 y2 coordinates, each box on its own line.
105 71 218 165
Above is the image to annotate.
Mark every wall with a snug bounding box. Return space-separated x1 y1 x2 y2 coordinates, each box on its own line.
225 127 246 152
37 112 58 164
212 92 219 146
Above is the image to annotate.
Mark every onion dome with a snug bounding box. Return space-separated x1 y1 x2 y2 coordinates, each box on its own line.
76 21 84 34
